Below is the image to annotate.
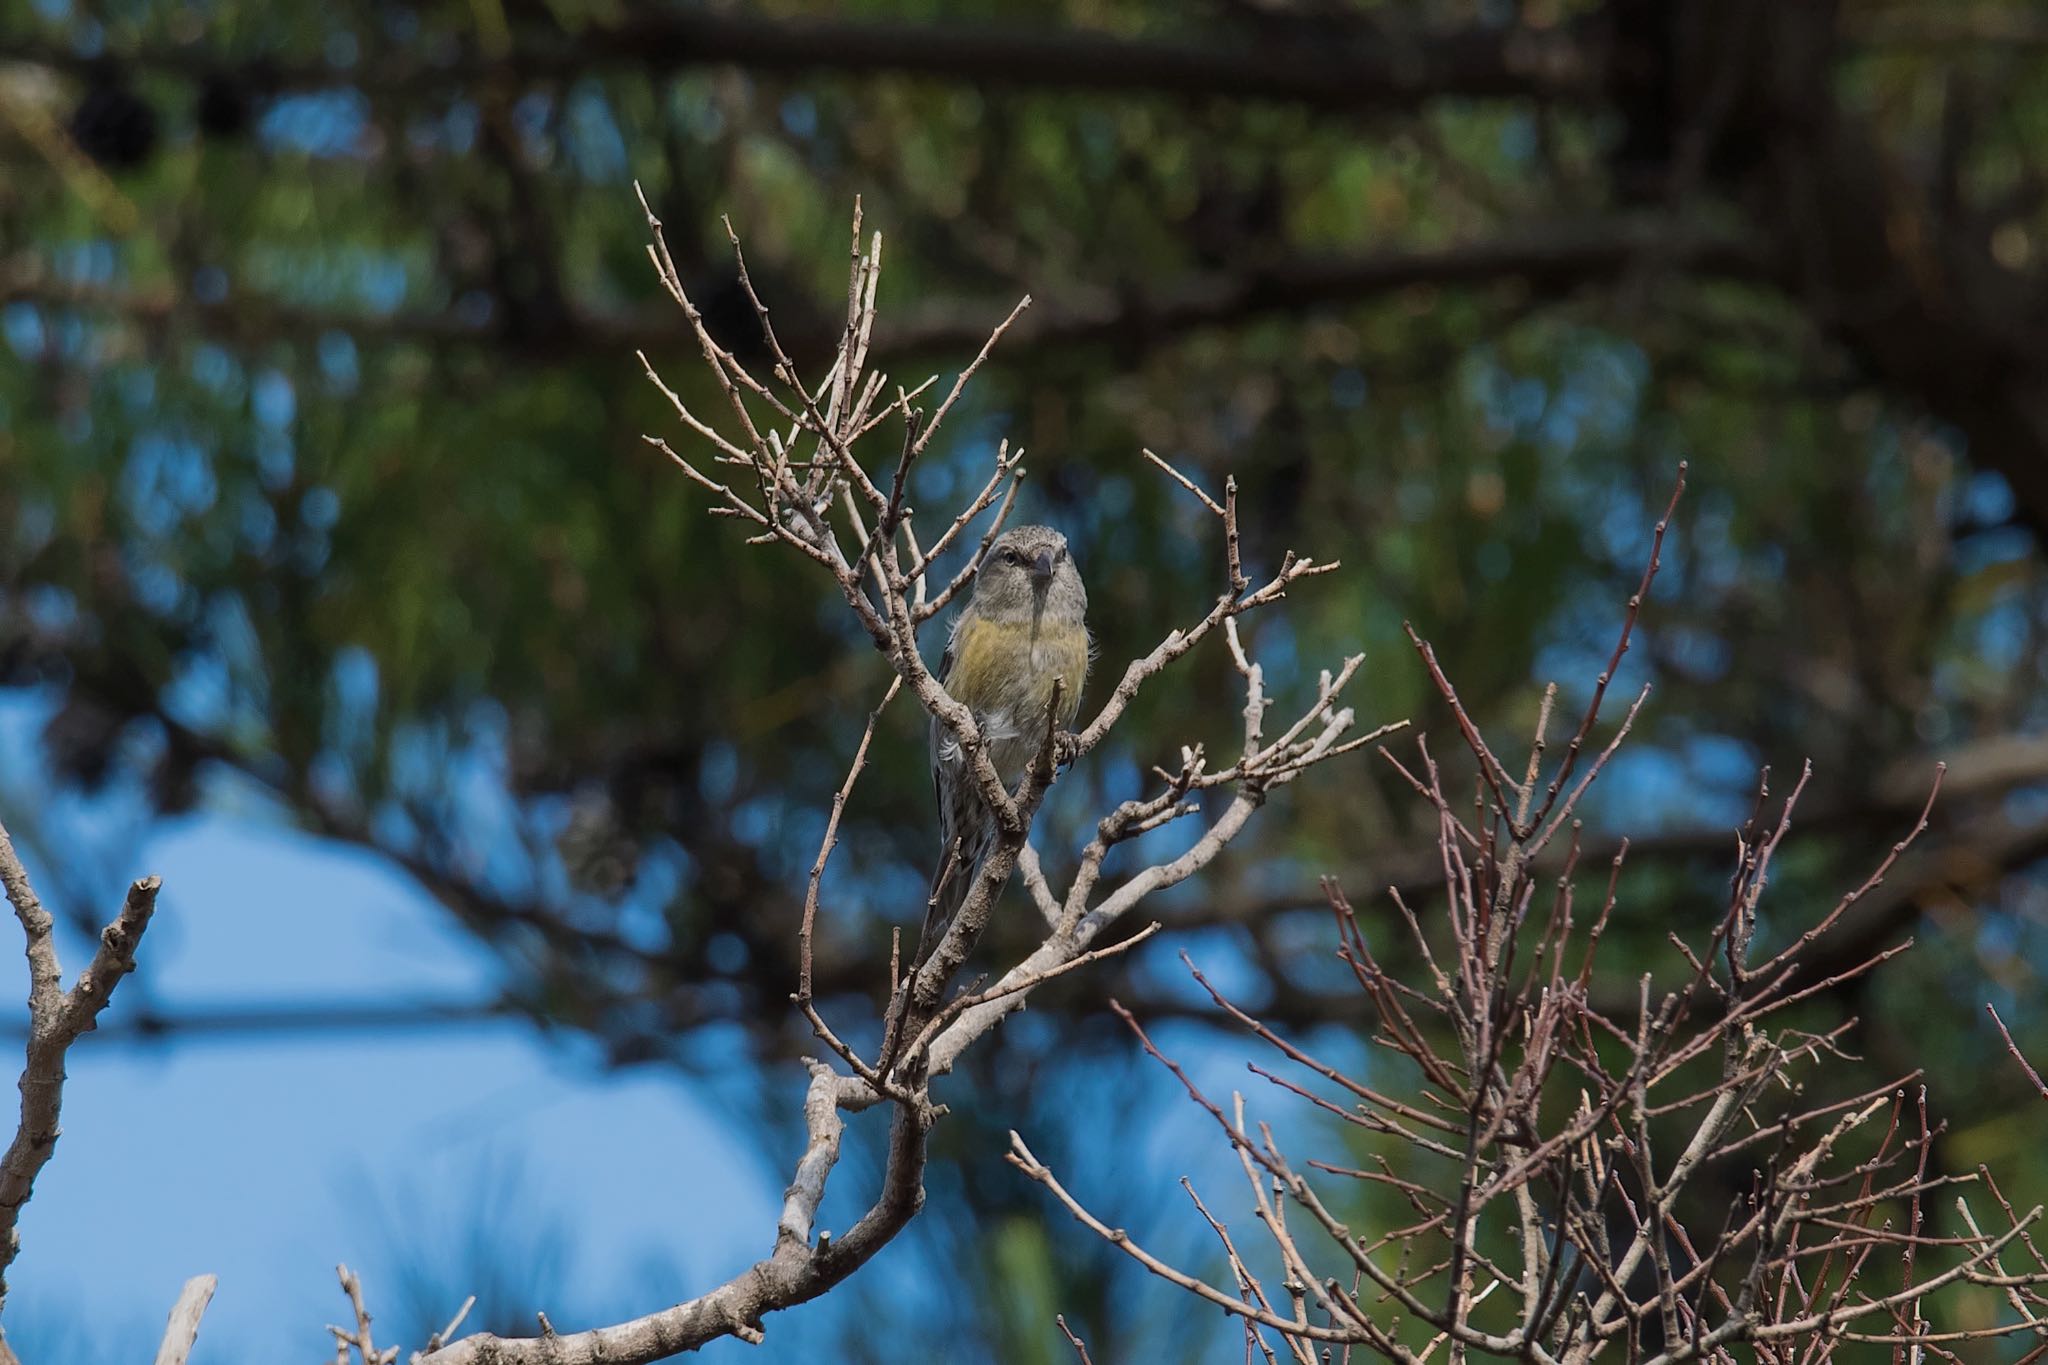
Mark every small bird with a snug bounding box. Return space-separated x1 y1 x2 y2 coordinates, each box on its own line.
920 525 1090 966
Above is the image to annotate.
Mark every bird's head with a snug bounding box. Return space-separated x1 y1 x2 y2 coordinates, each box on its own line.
970 525 1086 624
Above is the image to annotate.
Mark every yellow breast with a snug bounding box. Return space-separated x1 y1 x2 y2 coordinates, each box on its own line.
948 615 1089 725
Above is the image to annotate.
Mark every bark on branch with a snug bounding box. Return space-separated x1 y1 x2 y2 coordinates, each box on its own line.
0 821 161 1315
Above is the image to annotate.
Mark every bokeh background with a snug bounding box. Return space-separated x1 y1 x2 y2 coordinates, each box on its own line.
5 0 2048 1359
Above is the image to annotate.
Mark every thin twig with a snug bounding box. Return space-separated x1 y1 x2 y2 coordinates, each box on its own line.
1989 1004 2048 1100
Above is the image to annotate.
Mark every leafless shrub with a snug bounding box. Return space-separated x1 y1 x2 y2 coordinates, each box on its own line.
1011 471 2048 1362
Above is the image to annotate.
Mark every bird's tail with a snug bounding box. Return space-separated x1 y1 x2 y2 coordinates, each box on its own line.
914 836 979 969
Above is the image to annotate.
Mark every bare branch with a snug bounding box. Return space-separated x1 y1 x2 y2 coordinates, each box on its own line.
1990 1004 2048 1101
151 1275 218 1365
0 817 160 1311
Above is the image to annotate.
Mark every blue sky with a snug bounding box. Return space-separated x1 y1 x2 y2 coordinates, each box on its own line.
0 807 1305 1365
0 814 787 1362
0 628 1427 1363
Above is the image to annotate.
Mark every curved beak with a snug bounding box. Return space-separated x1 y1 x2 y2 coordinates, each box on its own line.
1030 550 1056 588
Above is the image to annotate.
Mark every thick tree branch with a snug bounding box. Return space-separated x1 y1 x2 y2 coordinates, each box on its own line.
421 1063 931 1364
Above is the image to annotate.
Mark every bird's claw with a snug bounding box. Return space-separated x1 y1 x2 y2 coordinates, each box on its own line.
1053 730 1083 769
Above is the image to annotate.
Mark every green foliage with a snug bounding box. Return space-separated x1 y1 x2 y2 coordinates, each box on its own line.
6 0 2048 1352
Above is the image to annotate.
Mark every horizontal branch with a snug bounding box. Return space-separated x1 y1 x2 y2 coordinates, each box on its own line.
0 995 516 1044
0 218 1768 367
7 12 1600 108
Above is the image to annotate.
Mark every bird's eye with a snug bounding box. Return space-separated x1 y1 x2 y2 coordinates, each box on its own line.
1003 549 1023 565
